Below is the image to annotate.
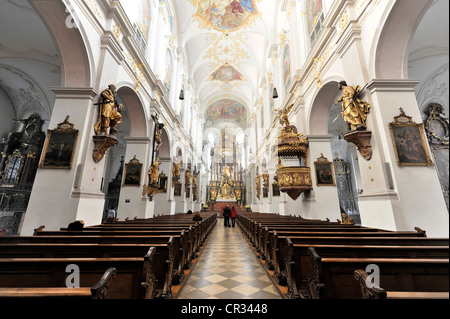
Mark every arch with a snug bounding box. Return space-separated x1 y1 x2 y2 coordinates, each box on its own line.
308 78 344 135
372 0 433 79
159 128 171 159
30 0 92 87
0 64 51 121
116 86 147 137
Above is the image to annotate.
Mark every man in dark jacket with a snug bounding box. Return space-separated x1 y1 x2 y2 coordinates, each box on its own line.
223 206 231 227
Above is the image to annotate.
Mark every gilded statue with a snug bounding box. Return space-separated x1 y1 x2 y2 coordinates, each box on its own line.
255 174 261 197
221 183 231 197
211 187 218 200
154 129 162 152
262 174 269 189
235 188 241 200
335 81 371 131
341 211 355 225
192 173 198 187
223 165 231 179
278 104 294 133
94 84 123 136
185 167 191 185
173 160 180 178
148 157 160 185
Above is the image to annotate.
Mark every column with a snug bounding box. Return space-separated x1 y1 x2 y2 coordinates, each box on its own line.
361 79 449 237
153 157 173 215
301 135 341 221
117 137 153 220
20 87 103 235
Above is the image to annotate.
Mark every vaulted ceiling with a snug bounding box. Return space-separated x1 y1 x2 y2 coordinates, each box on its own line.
173 0 279 129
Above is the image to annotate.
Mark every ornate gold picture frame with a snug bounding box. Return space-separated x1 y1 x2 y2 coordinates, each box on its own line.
123 156 142 186
314 153 335 186
389 108 434 166
39 116 78 169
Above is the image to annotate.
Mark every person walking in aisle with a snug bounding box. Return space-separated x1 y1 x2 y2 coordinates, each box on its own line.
223 205 231 227
230 206 237 227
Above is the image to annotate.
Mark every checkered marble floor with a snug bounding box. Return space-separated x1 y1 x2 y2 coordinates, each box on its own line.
178 222 282 299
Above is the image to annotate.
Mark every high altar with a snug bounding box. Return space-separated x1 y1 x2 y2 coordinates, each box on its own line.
207 130 245 209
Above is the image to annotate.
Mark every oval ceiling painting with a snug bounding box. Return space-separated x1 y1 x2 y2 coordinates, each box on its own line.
194 0 260 32
206 99 247 124
211 65 244 82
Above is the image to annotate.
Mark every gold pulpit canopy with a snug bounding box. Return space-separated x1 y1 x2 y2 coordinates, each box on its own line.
276 104 313 201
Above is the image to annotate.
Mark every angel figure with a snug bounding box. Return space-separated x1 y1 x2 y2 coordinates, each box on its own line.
278 104 294 132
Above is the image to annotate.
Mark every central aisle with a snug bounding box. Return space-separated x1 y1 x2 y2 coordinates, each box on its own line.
178 219 282 299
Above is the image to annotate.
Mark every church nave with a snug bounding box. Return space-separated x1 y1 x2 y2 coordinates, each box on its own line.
178 220 282 300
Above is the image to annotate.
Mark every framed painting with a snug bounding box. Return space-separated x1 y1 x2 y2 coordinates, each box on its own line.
158 172 168 193
186 186 190 199
174 182 182 197
39 116 78 169
123 156 142 186
272 183 280 196
314 153 335 186
389 108 434 166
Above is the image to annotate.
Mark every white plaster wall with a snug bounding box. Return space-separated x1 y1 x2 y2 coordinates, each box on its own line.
0 87 14 139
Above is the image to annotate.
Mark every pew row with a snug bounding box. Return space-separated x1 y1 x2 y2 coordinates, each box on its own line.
33 228 189 280
0 235 179 293
305 247 449 299
284 240 449 299
0 254 162 299
0 267 116 299
353 269 450 299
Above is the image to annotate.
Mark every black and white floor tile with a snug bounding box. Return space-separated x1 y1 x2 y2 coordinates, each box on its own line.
178 221 282 299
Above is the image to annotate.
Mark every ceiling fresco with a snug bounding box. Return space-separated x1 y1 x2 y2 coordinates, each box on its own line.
206 98 247 125
194 0 260 32
179 0 274 129
211 64 244 82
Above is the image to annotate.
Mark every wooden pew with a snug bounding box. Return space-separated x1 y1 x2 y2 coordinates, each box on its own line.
0 267 116 299
108 213 217 248
237 212 449 300
32 228 187 283
284 240 449 299
305 247 449 299
61 224 200 266
0 212 217 299
0 254 161 299
237 214 342 242
354 269 449 299
268 228 429 280
0 234 182 289
257 225 386 261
